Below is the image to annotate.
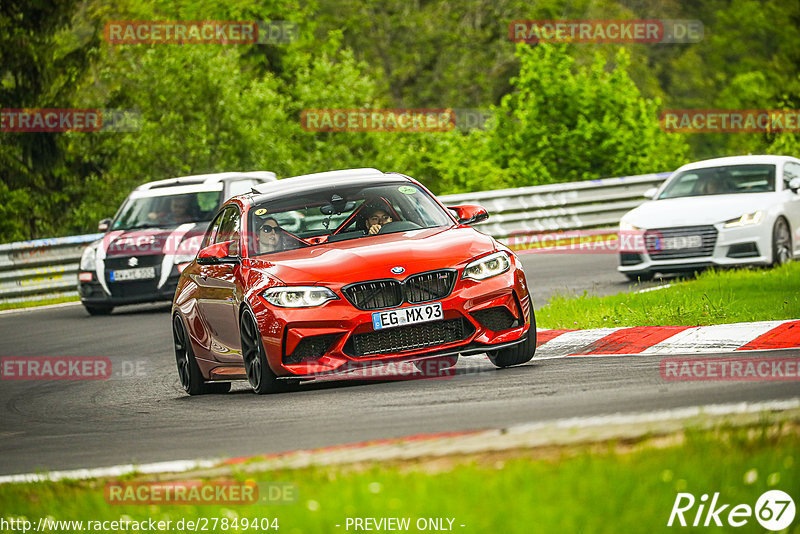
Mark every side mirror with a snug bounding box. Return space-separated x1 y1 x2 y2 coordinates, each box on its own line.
197 240 240 265
448 204 489 225
98 218 112 232
789 177 800 193
643 187 658 200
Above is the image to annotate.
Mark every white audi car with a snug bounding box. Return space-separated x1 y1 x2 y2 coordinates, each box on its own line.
618 155 800 281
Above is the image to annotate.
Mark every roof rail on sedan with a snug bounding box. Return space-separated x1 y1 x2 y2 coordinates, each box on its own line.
137 171 277 191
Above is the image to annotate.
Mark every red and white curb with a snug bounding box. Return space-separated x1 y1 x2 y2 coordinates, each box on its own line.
533 319 800 358
1 398 796 484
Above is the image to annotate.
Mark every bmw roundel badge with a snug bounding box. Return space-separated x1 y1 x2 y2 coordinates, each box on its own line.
391 266 405 274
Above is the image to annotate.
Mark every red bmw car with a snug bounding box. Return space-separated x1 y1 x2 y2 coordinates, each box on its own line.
172 168 536 395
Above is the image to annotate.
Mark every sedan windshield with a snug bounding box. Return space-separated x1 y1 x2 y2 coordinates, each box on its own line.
112 191 222 230
249 182 454 256
658 164 776 200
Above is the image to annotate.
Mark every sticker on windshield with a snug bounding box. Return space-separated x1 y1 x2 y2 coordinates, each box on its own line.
398 186 418 195
254 208 268 217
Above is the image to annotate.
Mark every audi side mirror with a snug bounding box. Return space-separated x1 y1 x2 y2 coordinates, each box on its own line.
789 177 800 193
98 218 112 232
643 187 658 200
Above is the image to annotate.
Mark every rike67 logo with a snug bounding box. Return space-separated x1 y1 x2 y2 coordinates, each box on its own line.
668 490 795 530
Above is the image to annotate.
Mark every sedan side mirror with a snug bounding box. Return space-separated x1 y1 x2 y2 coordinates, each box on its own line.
448 204 489 225
98 218 112 232
643 187 658 200
197 240 240 265
789 177 800 193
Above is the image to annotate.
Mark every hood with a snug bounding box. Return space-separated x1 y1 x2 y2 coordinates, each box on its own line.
622 193 777 228
102 222 207 257
248 226 495 285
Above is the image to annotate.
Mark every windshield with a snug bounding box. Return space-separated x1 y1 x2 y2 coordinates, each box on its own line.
112 191 222 231
249 182 454 257
658 164 776 200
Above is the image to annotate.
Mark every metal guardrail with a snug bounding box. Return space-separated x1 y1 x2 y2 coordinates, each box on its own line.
0 172 668 303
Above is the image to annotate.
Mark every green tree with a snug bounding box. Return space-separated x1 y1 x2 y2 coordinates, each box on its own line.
484 44 688 185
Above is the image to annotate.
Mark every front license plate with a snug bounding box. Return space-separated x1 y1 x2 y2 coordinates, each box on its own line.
661 235 702 250
110 267 156 281
372 302 443 330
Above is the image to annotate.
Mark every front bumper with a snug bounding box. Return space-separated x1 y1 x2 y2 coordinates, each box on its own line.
78 270 181 306
199 266 532 379
618 221 772 275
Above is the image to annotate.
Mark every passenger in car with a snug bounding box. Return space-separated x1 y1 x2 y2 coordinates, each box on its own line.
258 217 285 253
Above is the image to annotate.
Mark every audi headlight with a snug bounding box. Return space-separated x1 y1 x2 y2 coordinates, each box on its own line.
724 211 763 228
463 251 511 281
80 245 98 271
619 220 640 231
262 286 338 308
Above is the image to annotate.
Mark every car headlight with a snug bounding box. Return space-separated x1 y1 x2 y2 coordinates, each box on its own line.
724 211 762 228
463 251 511 281
262 286 338 307
80 245 98 271
619 220 640 231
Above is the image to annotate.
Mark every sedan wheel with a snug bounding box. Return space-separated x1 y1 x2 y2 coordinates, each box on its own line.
173 314 230 395
772 217 792 266
240 308 291 394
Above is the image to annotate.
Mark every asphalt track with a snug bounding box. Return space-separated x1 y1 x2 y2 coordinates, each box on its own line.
0 253 796 476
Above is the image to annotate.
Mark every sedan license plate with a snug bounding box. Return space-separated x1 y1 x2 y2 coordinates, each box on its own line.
661 235 702 250
372 302 443 330
110 267 156 281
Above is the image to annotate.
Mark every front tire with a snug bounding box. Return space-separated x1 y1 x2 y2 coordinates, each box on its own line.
487 316 537 368
772 217 792 266
240 308 291 394
173 314 230 395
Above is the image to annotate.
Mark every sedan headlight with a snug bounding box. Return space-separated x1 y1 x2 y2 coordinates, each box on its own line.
80 245 98 271
262 286 338 307
463 251 511 281
724 211 763 228
619 220 640 231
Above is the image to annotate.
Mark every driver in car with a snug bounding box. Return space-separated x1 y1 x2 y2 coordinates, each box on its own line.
364 208 393 235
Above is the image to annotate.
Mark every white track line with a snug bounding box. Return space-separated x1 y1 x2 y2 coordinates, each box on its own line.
641 320 788 354
534 327 623 356
1 398 796 485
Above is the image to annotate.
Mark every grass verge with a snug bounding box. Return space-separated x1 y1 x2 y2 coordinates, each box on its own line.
0 295 79 312
537 262 800 329
0 421 797 533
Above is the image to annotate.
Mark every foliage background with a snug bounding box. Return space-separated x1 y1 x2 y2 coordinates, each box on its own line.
1 0 798 240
